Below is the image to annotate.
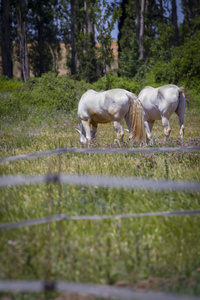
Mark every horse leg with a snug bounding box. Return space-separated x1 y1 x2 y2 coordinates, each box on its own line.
178 114 185 141
113 121 124 144
82 120 91 145
91 124 98 139
145 121 154 145
175 106 185 141
162 116 171 141
175 91 185 141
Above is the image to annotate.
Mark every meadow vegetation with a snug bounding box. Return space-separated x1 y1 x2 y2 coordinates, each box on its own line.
0 74 200 299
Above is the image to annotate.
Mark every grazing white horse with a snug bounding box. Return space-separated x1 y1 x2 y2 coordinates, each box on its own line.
76 88 145 145
138 84 186 144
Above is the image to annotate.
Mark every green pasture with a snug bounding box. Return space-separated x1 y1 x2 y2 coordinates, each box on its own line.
0 76 200 298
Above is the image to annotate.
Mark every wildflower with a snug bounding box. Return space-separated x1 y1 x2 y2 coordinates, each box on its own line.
8 240 18 246
137 164 140 168
78 187 85 192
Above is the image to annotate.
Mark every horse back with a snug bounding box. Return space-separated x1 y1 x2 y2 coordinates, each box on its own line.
78 89 130 123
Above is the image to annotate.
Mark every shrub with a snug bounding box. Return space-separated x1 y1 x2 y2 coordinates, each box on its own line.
169 31 200 90
22 72 94 111
0 76 22 93
0 76 23 116
149 31 200 91
93 74 141 94
0 73 94 118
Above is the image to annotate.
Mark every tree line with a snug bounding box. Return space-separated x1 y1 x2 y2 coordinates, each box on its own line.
0 0 199 83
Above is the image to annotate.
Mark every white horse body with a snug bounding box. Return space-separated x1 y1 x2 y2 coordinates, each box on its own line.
138 84 186 143
77 88 145 144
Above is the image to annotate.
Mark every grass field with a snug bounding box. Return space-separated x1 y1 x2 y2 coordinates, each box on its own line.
0 91 200 299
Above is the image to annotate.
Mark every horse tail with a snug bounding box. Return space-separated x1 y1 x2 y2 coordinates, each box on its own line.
176 86 186 114
179 87 184 94
127 94 145 142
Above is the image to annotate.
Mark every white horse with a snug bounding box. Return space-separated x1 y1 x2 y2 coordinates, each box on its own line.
76 88 145 145
138 84 186 144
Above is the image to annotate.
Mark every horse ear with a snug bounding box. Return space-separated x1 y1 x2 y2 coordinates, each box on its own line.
75 128 81 135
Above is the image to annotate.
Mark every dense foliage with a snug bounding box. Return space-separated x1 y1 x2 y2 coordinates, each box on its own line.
118 0 200 88
0 73 94 118
1 0 200 85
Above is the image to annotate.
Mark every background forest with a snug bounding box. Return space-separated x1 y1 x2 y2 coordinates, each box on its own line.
0 0 200 89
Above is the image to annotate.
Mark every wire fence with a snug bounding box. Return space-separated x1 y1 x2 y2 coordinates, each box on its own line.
1 146 200 299
0 280 200 300
0 145 200 164
0 172 200 191
1 210 200 230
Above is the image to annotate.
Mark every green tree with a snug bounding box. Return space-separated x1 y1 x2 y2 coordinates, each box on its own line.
28 0 61 76
95 0 120 76
16 0 29 81
150 22 174 63
119 37 139 77
118 0 136 55
181 0 200 42
77 0 100 82
117 0 136 76
0 0 13 78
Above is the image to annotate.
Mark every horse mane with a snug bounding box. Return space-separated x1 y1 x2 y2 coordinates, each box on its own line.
128 95 145 142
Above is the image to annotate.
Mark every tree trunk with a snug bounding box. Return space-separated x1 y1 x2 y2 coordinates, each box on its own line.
135 0 139 41
139 0 145 60
172 0 179 46
83 1 87 53
17 0 29 82
1 0 13 78
71 0 76 75
36 2 43 76
159 0 164 19
83 1 94 52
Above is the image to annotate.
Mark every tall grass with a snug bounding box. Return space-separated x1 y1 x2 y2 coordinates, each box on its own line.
0 77 200 299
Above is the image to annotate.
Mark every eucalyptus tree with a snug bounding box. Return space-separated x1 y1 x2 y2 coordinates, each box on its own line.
71 0 76 75
78 0 100 82
60 0 98 81
117 0 177 77
0 0 13 78
95 0 120 76
62 0 118 82
139 0 145 60
171 0 179 46
181 0 200 42
27 0 61 76
16 0 29 81
117 0 137 76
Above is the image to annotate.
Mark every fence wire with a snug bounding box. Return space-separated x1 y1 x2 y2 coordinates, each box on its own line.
0 146 199 164
0 280 200 300
1 210 200 230
0 173 200 191
1 147 200 300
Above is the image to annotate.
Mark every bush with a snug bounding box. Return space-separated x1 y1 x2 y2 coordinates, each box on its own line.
0 73 94 118
0 76 23 116
149 31 200 91
93 74 141 94
0 76 22 93
22 72 94 111
170 32 200 90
